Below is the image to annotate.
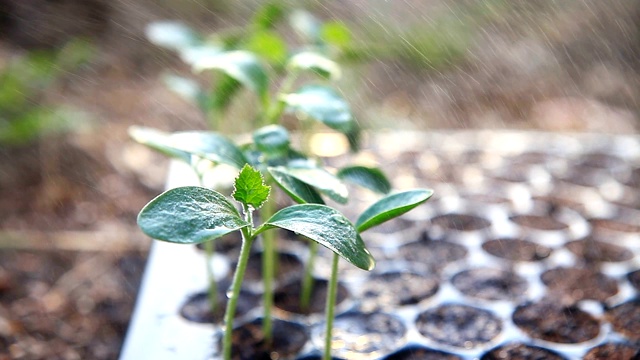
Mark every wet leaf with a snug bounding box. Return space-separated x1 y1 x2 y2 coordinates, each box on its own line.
233 164 271 210
321 21 351 48
274 163 348 204
287 51 341 80
253 125 290 158
268 167 325 204
138 186 248 244
258 204 374 270
162 73 204 107
338 166 391 194
289 10 321 44
356 189 434 232
146 21 201 52
281 85 353 133
193 51 268 101
252 2 287 30
246 31 288 66
128 126 192 163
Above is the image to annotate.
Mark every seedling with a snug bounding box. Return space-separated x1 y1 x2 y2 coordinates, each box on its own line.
137 164 432 359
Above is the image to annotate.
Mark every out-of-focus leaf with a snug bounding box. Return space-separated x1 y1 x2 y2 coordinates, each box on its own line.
146 21 201 52
138 186 248 244
257 204 374 270
281 85 353 133
289 10 321 44
193 51 268 102
253 125 290 158
356 189 434 232
246 31 288 66
162 73 203 106
252 2 287 30
179 45 223 66
337 166 391 194
268 167 325 204
321 21 352 48
287 51 341 80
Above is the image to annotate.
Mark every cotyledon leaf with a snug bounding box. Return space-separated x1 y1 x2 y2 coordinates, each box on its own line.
137 186 249 244
258 204 374 270
268 167 325 204
273 164 348 204
356 189 434 233
281 85 354 133
337 165 391 194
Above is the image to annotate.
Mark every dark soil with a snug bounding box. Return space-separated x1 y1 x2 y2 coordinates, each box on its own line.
415 304 502 349
360 272 439 311
509 215 568 231
628 270 640 291
583 342 640 360
482 238 552 262
179 282 259 324
590 218 640 234
237 251 304 286
512 301 600 344
566 238 634 263
430 214 491 232
451 267 528 301
540 267 618 302
385 345 462 360
0 249 145 360
606 300 640 342
225 317 308 360
274 278 349 315
398 240 467 273
480 343 567 360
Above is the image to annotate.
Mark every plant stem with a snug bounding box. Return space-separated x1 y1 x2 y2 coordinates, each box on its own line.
300 240 317 310
323 253 340 360
204 240 218 315
260 197 276 344
222 227 254 360
264 71 298 126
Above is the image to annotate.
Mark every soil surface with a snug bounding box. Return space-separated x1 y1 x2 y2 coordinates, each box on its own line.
480 343 566 360
512 302 600 344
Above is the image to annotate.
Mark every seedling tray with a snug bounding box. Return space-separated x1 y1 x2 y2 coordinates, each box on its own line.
121 130 640 359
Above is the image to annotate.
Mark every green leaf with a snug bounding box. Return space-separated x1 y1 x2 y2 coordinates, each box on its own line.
289 10 321 44
146 21 201 52
253 125 290 158
209 74 242 116
246 31 288 66
129 127 248 169
128 126 192 163
338 166 391 194
287 51 341 80
268 167 325 204
252 2 287 30
193 51 268 101
356 189 434 232
281 85 353 133
162 73 204 107
275 163 348 204
321 21 352 48
259 204 374 270
232 164 271 210
138 186 248 244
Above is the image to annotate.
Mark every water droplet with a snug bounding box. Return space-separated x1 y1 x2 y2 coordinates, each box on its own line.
226 287 234 299
331 213 348 225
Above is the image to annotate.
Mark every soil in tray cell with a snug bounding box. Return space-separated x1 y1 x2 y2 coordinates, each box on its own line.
385 345 462 360
430 213 492 232
480 342 567 360
451 267 528 302
398 240 467 273
313 312 407 360
274 278 349 315
589 218 640 234
583 342 640 360
359 272 439 311
236 251 304 285
566 238 634 263
628 269 640 291
512 301 600 344
482 238 552 262
224 318 308 360
509 214 568 231
540 267 618 303
415 304 502 349
606 300 640 342
179 282 259 323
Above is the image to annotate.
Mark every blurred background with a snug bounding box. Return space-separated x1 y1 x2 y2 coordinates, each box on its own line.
0 0 638 358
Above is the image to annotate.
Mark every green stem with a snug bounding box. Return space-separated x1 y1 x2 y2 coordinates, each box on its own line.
204 240 218 315
260 196 276 344
300 240 317 310
263 71 299 126
323 253 340 360
222 227 254 360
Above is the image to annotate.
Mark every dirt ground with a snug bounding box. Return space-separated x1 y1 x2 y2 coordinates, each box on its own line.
0 0 639 358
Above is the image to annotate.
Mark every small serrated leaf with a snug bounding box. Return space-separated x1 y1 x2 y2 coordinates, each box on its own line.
258 204 374 270
337 166 391 194
356 189 434 233
232 164 271 209
137 186 248 244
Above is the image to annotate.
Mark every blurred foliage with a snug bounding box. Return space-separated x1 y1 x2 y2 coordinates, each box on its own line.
0 38 94 145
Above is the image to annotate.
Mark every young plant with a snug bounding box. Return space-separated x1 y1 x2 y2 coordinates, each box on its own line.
136 164 376 359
